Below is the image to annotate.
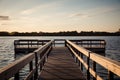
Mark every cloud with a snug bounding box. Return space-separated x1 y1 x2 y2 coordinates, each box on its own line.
90 6 119 16
69 13 89 18
21 6 40 15
21 2 59 15
69 5 119 19
0 16 9 20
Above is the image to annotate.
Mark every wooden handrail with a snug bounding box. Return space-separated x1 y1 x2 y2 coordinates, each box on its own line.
14 40 50 46
0 40 53 80
66 40 120 80
70 39 106 48
0 53 35 80
53 39 65 46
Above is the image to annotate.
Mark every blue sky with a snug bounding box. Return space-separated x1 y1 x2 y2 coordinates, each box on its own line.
0 0 120 32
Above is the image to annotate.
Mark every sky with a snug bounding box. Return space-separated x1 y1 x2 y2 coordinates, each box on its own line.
0 0 120 32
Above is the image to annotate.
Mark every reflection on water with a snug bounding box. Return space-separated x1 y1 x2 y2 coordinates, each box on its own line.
0 36 120 79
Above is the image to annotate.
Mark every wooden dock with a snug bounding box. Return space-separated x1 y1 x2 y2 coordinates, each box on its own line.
39 47 85 80
14 39 106 54
0 39 120 80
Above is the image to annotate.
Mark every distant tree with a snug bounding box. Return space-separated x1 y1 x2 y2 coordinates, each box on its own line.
30 32 38 36
10 32 19 36
118 29 120 32
0 31 9 36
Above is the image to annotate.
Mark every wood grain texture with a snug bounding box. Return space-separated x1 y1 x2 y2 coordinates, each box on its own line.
39 47 86 80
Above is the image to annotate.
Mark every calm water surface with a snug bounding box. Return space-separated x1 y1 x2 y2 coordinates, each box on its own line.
0 36 120 79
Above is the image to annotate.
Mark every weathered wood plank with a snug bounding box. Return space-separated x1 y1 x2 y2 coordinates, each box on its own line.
39 47 86 80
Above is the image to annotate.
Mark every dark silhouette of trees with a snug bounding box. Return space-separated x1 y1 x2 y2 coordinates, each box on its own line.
0 31 9 36
0 31 120 36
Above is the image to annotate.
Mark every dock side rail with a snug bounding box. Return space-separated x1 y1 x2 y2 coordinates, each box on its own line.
0 40 53 80
70 39 106 48
53 39 65 46
66 40 120 80
14 39 50 48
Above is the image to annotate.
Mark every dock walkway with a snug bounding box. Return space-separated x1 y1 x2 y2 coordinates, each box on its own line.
39 47 85 80
1 39 120 80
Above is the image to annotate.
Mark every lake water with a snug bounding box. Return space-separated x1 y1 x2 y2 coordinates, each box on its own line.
0 36 120 79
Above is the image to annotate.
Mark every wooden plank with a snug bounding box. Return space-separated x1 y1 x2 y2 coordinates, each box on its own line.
39 47 86 80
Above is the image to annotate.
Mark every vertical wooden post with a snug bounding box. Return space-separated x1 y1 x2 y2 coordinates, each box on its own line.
100 41 101 48
31 41 32 47
37 40 39 47
14 72 19 80
40 51 43 71
75 56 77 63
81 41 83 47
76 41 78 45
65 40 67 47
47 46 51 57
80 53 83 71
75 49 78 63
78 51 80 66
108 71 114 80
90 41 92 48
93 61 96 80
34 52 38 79
54 40 55 47
87 52 90 80
40 62 42 71
14 41 16 50
42 41 43 45
29 61 33 80
28 41 29 49
27 41 30 53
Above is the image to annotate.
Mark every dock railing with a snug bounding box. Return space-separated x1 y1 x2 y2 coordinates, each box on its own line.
14 39 50 53
14 39 50 48
0 40 53 80
70 39 106 48
53 39 65 46
66 40 120 80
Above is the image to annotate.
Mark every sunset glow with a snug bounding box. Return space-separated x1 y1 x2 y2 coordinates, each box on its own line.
0 0 120 32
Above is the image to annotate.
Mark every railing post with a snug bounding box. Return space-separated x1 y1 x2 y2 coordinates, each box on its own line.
87 52 91 80
108 71 114 80
75 49 78 63
93 61 96 80
80 53 83 71
29 61 33 80
37 40 39 47
34 52 38 79
31 41 32 47
65 40 67 47
51 41 53 47
28 41 29 49
54 40 55 47
14 72 19 80
78 51 80 67
42 41 43 45
75 56 77 63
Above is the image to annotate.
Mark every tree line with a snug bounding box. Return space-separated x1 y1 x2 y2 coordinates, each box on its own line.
0 31 120 36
